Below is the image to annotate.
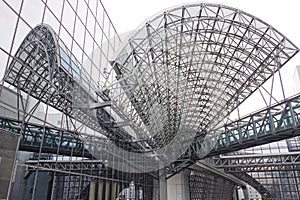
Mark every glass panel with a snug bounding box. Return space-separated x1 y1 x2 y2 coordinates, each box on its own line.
43 10 60 34
62 1 75 35
88 0 97 17
71 42 82 66
12 21 31 54
77 0 88 25
84 32 94 57
21 0 44 26
0 3 18 55
59 27 72 51
74 17 85 50
46 0 63 21
87 9 96 38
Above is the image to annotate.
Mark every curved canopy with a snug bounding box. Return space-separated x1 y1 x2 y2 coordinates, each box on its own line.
108 3 299 149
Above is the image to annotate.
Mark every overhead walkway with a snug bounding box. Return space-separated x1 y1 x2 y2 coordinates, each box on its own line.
0 116 92 158
185 93 300 158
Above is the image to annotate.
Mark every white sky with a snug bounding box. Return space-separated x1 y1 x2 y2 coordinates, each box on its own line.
102 0 300 42
102 0 300 97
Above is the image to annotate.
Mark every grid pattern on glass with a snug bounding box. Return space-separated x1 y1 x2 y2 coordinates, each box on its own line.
1 0 300 198
0 0 159 199
1 0 121 83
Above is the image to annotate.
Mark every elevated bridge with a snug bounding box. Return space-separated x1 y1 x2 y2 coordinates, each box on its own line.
0 116 91 158
186 93 300 158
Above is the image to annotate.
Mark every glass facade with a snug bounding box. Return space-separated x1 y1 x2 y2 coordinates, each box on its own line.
0 1 300 200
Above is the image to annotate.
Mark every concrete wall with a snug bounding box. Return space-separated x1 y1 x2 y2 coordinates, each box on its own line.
0 130 19 200
166 170 190 200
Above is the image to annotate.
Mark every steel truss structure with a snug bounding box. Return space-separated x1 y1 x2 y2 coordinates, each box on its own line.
107 3 299 160
188 93 300 158
213 147 300 199
0 116 90 157
231 170 300 200
4 24 130 142
214 152 300 172
1 1 300 200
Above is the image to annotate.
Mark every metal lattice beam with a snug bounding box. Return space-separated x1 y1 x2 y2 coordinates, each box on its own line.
185 93 300 158
213 152 300 172
0 116 91 158
3 25 134 143
107 3 299 152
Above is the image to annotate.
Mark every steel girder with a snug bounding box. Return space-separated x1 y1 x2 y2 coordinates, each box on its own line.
0 116 91 158
213 152 300 172
108 3 299 152
0 114 159 174
0 115 138 163
163 93 300 178
24 159 105 177
24 159 157 188
185 93 300 158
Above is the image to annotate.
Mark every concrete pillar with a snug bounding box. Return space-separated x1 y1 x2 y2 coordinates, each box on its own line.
111 181 117 200
97 180 104 200
116 182 121 199
89 180 96 200
105 181 110 200
159 174 167 200
167 169 190 200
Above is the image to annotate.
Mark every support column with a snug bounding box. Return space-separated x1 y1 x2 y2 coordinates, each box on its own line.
115 182 121 199
152 178 160 200
89 180 96 200
97 180 104 200
159 174 167 200
181 169 191 200
105 181 110 200
111 181 117 200
167 169 190 200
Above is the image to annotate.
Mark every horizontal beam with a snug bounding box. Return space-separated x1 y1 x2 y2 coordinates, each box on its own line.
0 116 92 158
214 151 300 172
89 101 111 109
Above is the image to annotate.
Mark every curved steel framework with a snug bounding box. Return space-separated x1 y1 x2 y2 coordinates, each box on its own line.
107 3 298 152
5 25 101 133
4 25 138 145
1 1 300 199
